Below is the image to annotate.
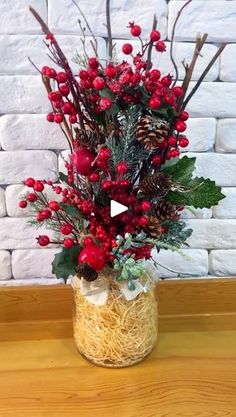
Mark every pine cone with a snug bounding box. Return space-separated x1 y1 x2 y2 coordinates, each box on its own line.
154 199 177 221
76 263 98 282
144 215 163 238
75 129 104 148
136 115 170 150
139 172 172 197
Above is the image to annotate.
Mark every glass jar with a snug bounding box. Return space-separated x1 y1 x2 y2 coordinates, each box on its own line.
72 268 158 368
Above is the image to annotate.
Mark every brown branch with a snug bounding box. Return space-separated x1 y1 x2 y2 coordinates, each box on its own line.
146 14 158 70
106 0 113 61
71 0 98 56
182 43 226 110
170 0 193 87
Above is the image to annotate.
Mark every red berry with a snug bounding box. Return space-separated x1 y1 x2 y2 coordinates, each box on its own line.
19 200 27 208
148 96 161 109
69 114 77 124
89 172 100 182
42 66 50 76
93 77 106 90
141 201 151 211
37 213 45 222
79 70 89 80
150 69 161 80
170 148 180 158
83 237 94 246
161 76 172 87
54 113 64 124
164 94 175 106
155 41 166 52
130 24 141 37
59 84 70 96
37 235 50 246
41 209 52 219
88 57 99 70
101 180 113 190
48 91 61 102
46 112 55 122
62 102 76 115
70 147 95 176
175 120 187 132
49 201 60 211
78 245 106 271
122 43 133 55
34 181 44 192
27 193 37 202
54 186 62 194
116 162 128 175
98 148 111 160
172 86 184 98
57 72 68 83
63 237 74 248
179 137 189 148
150 30 161 42
60 223 73 235
168 136 177 146
151 155 162 166
139 215 149 227
105 65 116 78
47 68 57 79
54 100 64 109
24 177 35 187
100 97 112 110
179 111 189 121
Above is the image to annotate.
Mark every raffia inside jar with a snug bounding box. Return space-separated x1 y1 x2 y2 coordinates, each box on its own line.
72 270 158 368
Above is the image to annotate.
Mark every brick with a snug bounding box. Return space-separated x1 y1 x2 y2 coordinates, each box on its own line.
0 251 11 280
186 219 236 249
0 0 47 34
12 248 61 279
168 1 236 42
186 82 236 118
186 153 236 186
220 44 236 82
0 218 55 250
0 35 106 75
209 250 236 276
5 184 62 217
216 119 236 153
114 40 219 81
48 0 167 39
0 115 68 150
0 150 58 185
0 188 6 217
152 249 208 278
213 188 236 219
0 278 64 286
0 76 49 114
182 118 216 152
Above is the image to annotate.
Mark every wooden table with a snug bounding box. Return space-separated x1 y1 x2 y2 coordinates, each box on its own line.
0 279 236 417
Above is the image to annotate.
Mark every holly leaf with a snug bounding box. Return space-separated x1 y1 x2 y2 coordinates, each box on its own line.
60 202 83 218
166 177 225 209
52 245 81 280
161 156 196 184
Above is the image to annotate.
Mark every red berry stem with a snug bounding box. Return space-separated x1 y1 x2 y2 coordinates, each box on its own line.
146 14 158 70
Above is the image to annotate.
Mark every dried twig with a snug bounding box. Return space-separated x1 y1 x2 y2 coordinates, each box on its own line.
146 14 158 70
106 0 113 61
71 0 98 57
182 43 226 110
170 0 193 87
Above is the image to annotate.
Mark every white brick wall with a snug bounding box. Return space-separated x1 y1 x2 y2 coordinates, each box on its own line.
0 0 236 285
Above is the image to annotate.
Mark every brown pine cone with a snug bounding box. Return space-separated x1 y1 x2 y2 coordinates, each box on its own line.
136 115 170 150
144 215 163 238
76 263 98 281
139 172 172 197
75 129 104 148
153 199 177 221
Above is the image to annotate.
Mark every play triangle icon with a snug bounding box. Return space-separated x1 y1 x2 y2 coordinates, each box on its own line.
110 200 128 218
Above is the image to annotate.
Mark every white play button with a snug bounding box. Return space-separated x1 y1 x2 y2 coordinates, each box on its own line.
110 200 128 217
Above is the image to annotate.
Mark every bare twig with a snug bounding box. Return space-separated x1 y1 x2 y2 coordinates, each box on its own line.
182 43 226 110
146 14 158 70
28 57 42 74
170 0 193 87
106 0 113 61
71 0 98 57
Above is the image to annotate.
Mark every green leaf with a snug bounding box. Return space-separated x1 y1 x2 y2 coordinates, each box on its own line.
100 87 116 101
59 172 70 185
60 202 83 218
52 245 81 280
166 177 225 209
162 156 196 184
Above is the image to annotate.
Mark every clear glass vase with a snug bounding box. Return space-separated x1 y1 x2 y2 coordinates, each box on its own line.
72 268 158 368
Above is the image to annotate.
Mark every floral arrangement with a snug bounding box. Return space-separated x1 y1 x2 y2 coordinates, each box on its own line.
20 1 225 291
